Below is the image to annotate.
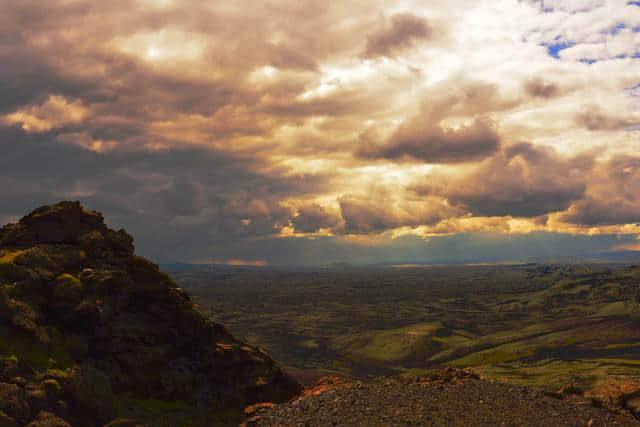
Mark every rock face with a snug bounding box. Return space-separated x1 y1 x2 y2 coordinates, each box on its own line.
0 202 301 426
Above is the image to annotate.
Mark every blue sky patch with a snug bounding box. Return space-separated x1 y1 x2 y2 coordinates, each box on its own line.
546 42 573 58
627 1 640 6
579 58 597 64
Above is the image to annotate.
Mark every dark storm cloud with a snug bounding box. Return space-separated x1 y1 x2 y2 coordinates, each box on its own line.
0 2 169 113
362 13 433 58
574 106 640 131
291 204 341 233
338 195 458 235
339 198 403 234
354 78 526 164
0 41 94 115
0 38 241 150
0 125 329 256
418 143 591 217
358 116 501 164
561 155 640 226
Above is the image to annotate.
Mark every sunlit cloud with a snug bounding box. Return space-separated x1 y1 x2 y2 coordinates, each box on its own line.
3 95 87 132
0 0 639 264
115 29 208 63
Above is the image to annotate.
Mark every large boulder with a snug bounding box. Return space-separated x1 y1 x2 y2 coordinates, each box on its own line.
0 202 302 426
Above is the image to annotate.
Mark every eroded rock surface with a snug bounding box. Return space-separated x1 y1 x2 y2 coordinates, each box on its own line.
0 201 301 426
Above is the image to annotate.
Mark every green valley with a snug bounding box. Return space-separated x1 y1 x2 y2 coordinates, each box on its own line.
172 263 640 404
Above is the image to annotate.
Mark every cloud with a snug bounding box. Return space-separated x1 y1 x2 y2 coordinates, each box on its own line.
338 194 459 235
291 204 341 233
339 197 403 234
362 13 434 58
0 124 329 257
358 116 501 164
523 78 560 98
353 78 532 164
1 0 640 264
1 95 88 132
558 29 640 61
418 143 591 217
574 106 640 131
561 155 640 226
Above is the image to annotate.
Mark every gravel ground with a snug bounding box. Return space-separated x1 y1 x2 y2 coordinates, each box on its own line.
247 378 640 427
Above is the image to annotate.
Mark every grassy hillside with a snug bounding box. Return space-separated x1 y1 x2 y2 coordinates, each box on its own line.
174 263 640 400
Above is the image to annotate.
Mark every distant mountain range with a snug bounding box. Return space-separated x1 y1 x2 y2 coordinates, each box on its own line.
159 250 639 272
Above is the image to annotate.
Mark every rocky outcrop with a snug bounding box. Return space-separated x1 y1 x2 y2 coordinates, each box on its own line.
0 202 301 426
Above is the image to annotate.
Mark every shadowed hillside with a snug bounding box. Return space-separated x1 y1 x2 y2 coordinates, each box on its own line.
0 202 301 426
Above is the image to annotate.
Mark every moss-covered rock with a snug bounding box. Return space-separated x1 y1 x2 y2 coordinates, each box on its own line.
102 419 149 427
0 202 302 426
52 275 83 308
4 354 18 365
0 410 19 427
0 324 73 373
25 411 71 427
0 251 31 281
40 380 62 399
0 201 106 247
0 382 29 423
5 299 40 333
66 366 118 424
55 274 81 288
12 248 60 281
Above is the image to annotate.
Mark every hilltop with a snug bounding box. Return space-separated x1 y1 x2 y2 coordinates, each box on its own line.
0 202 301 426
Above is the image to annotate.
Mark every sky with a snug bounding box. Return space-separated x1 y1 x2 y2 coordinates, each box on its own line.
1 0 639 265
